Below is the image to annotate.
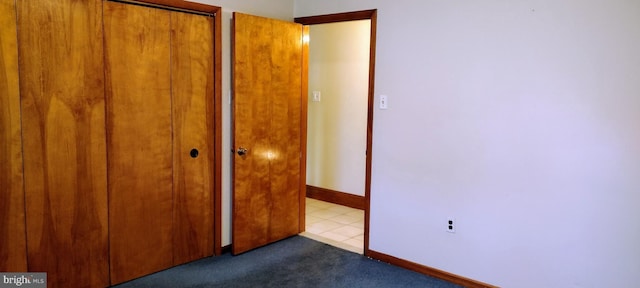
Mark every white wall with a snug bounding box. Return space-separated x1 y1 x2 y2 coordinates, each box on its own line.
307 21 370 196
192 0 295 247
297 1 640 287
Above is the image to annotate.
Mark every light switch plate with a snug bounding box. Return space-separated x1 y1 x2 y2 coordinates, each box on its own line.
380 95 388 109
312 91 321 102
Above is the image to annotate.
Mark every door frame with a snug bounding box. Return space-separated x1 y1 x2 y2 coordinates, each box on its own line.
295 9 377 255
120 0 223 256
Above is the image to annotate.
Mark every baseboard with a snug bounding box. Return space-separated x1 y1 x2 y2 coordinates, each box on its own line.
367 250 498 288
306 185 365 210
221 245 232 254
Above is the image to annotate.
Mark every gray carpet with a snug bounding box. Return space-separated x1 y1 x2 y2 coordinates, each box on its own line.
112 236 463 288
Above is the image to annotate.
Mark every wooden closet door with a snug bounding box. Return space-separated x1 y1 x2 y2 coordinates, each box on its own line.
104 1 173 284
171 11 215 265
0 0 26 272
17 0 109 287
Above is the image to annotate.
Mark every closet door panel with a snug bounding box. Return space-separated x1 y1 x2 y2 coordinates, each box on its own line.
0 0 27 272
17 0 109 287
171 12 215 265
104 2 173 284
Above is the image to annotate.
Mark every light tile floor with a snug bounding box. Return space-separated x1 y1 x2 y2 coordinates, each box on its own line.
299 198 364 254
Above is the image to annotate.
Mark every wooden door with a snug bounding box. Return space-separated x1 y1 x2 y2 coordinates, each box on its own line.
171 11 215 265
17 0 109 287
232 13 307 254
104 2 174 284
106 1 216 283
0 0 26 272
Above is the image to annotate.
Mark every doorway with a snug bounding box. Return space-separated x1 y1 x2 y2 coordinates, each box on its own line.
295 10 377 255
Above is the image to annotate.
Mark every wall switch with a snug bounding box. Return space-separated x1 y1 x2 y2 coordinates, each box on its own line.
447 217 455 233
380 95 388 109
312 91 321 102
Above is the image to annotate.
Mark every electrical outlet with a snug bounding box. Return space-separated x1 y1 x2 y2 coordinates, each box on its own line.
447 217 455 233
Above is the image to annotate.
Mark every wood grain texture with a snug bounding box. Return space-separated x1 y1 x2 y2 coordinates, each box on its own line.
120 0 218 14
232 12 273 254
17 0 109 287
113 3 223 258
268 16 303 242
171 11 215 265
104 2 173 284
232 13 303 254
0 0 27 272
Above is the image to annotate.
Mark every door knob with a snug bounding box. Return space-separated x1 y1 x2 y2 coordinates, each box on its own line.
190 148 199 158
237 147 248 156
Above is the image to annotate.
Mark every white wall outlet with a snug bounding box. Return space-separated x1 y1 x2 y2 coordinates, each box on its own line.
447 217 455 233
312 91 321 102
380 95 388 109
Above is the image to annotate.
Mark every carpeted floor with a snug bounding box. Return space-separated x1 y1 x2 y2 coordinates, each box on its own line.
112 236 463 288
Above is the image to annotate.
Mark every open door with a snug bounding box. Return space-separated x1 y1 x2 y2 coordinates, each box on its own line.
232 12 308 254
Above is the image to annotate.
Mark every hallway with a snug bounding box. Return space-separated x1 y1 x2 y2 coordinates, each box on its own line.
300 198 364 254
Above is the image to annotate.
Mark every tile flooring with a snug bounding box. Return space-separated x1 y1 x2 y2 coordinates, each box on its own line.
300 197 364 254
